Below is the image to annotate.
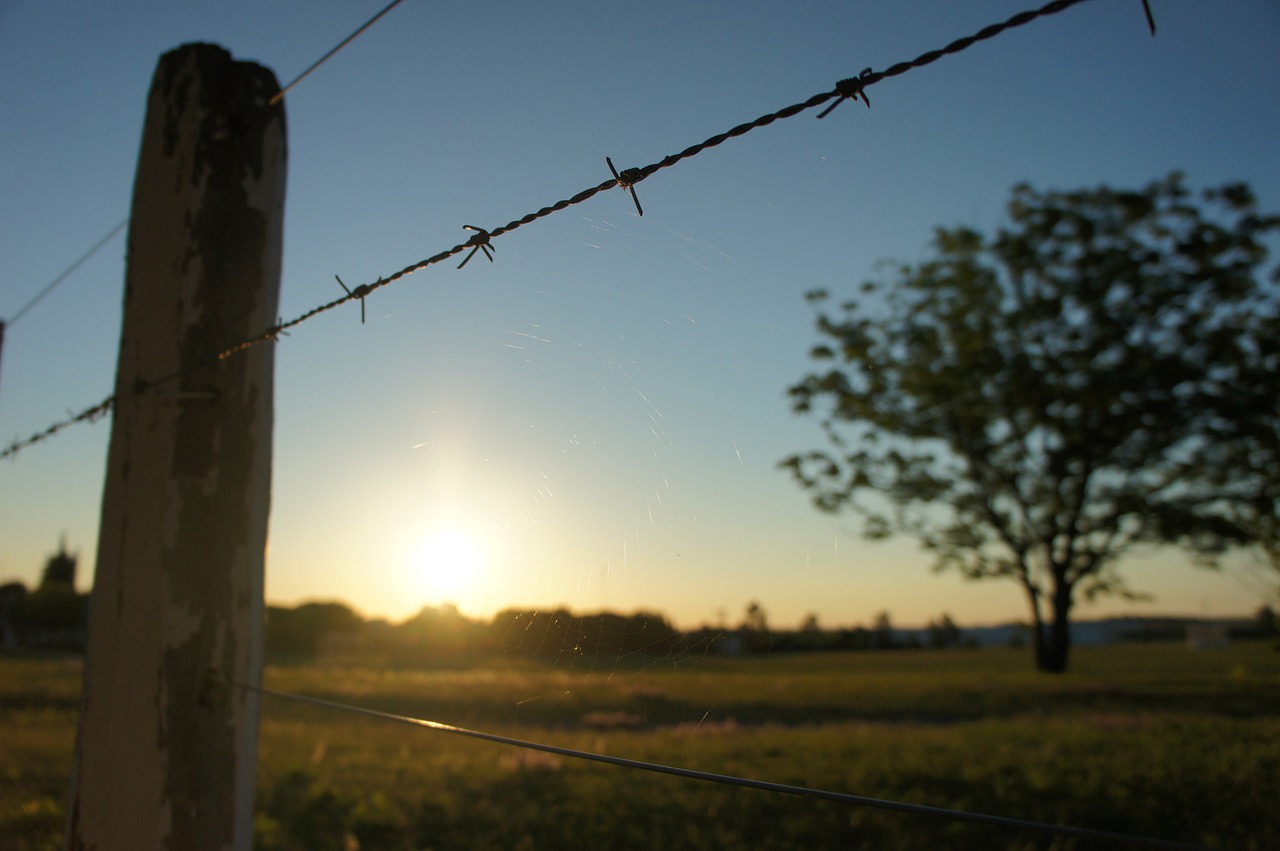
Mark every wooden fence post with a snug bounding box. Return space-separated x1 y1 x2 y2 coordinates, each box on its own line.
66 43 285 851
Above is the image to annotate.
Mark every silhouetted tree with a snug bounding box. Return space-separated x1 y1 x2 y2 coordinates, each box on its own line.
15 583 88 648
265 601 363 660
1254 605 1277 640
926 613 962 649
871 611 896 650
0 581 28 648
491 608 680 663
1260 605 1280 651
1195 305 1280 588
842 626 871 651
788 612 825 652
782 174 1280 672
741 600 771 653
395 603 485 660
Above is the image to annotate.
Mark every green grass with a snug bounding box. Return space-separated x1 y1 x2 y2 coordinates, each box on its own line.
4 644 1278 850
0 658 82 851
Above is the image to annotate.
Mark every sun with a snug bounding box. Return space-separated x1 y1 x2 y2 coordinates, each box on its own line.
411 527 486 607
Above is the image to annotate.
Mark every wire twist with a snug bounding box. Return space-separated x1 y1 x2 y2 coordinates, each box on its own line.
1 0 1136 461
269 0 408 105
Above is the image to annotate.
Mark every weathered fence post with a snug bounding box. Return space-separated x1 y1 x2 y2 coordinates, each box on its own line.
67 43 285 851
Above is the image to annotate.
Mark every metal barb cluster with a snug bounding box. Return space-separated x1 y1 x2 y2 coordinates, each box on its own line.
335 275 371 323
1 0 1148 462
268 315 290 341
606 157 645 217
458 226 495 269
818 68 874 119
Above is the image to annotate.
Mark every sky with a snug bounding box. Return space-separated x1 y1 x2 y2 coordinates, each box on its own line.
1 0 1278 631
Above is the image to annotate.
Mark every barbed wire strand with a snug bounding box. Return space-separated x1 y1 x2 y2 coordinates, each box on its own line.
0 218 127 419
4 219 128 327
268 0 407 106
239 681 1213 851
2 0 1135 461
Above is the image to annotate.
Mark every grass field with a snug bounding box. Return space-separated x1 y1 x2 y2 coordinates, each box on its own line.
3 643 1278 850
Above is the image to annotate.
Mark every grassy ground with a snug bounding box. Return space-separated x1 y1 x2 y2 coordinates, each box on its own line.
3 643 1278 850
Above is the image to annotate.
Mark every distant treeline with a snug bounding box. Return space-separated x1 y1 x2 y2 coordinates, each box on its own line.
0 580 89 652
267 602 709 665
265 602 989 666
4 581 972 661
265 602 1280 665
3 580 1275 661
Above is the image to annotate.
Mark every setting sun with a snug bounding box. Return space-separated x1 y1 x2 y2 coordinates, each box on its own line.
410 527 487 609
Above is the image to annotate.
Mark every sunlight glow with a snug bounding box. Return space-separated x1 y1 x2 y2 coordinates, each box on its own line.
411 527 487 609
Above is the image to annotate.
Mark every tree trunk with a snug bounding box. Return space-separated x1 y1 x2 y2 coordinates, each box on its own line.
1021 572 1074 673
1036 579 1074 674
1020 578 1049 670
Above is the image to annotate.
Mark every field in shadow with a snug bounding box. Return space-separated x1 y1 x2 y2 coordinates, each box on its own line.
3 643 1277 850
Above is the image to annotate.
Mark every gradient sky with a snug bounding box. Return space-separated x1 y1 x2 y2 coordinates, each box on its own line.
2 0 1277 631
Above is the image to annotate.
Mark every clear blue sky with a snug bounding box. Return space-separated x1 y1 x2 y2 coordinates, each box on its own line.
2 0 1277 630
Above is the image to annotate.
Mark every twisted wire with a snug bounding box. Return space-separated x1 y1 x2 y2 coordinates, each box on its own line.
4 219 129 328
2 0 1118 461
241 681 1213 851
269 0 408 106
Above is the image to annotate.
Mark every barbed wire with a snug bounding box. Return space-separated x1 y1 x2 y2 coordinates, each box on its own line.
0 0 401 420
2 0 1148 461
0 218 127 421
269 0 408 106
238 679 1211 851
3 219 128 328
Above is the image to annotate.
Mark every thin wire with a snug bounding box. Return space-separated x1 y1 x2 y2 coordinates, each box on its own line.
0 0 1118 460
269 0 408 106
1141 0 1157 35
228 0 1102 353
5 219 128 327
242 681 1214 851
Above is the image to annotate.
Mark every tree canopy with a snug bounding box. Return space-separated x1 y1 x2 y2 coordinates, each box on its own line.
781 173 1280 672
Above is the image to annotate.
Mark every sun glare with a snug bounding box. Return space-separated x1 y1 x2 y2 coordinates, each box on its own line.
411 527 486 608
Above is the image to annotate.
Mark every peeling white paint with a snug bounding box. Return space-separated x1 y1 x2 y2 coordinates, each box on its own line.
68 43 284 851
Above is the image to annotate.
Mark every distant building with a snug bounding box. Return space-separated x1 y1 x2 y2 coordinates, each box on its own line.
40 537 77 590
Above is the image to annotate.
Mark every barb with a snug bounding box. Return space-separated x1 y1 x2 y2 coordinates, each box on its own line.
457 226 495 269
269 0 408 106
818 68 874 119
5 219 128 327
819 0 1113 118
606 157 645 217
1 0 1116 461
335 275 367 324
240 682 1213 851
